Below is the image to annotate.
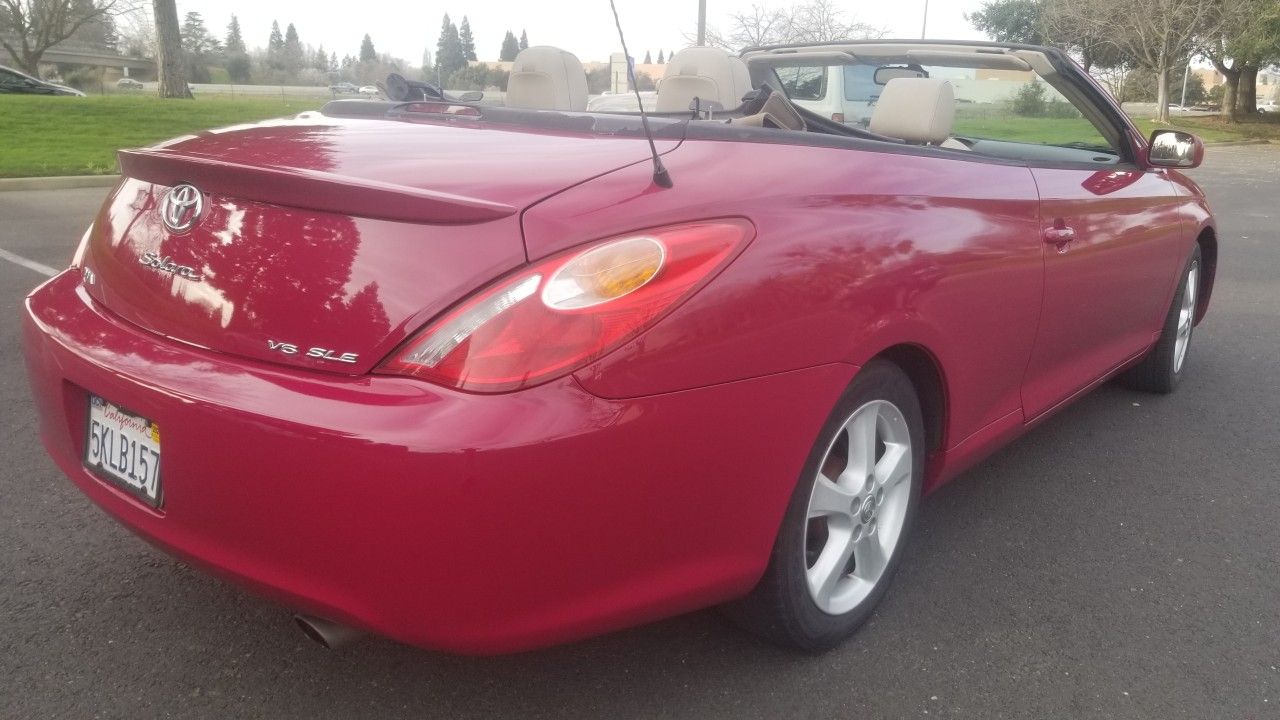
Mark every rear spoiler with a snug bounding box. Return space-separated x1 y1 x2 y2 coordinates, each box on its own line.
117 148 517 225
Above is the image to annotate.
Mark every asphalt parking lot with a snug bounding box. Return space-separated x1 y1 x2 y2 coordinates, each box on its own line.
2 146 1278 719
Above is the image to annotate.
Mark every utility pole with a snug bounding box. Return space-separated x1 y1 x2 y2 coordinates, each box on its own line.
1179 62 1190 108
920 0 929 40
698 0 707 46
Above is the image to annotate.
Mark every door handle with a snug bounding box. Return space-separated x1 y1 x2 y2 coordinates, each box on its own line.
1044 225 1076 243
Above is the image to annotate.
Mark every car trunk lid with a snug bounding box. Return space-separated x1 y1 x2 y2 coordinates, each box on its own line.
80 116 676 375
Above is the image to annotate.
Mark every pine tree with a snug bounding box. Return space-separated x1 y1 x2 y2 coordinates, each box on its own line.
283 23 304 74
267 21 285 70
459 16 476 62
359 34 377 63
269 21 284 54
643 50 651 64
180 12 218 83
315 44 328 72
224 15 250 83
657 49 664 64
435 14 466 78
225 15 245 54
519 29 528 51
499 30 519 61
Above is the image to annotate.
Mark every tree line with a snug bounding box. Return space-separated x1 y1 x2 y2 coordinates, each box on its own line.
173 12 393 86
969 0 1280 121
0 0 556 94
428 14 523 88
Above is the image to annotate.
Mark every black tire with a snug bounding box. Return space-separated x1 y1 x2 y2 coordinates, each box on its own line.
1119 245 1202 394
725 359 925 651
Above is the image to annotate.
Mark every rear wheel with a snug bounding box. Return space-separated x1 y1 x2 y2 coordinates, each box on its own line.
727 360 924 651
1120 245 1201 394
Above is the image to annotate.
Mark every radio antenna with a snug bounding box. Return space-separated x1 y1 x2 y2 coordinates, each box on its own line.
607 0 673 188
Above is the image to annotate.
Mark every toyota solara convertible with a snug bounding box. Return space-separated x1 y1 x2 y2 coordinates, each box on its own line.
22 40 1215 654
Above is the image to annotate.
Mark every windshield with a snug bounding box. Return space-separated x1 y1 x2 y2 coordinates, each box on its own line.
777 61 1117 155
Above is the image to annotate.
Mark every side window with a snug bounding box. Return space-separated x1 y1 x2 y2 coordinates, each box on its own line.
776 66 826 101
938 67 1118 155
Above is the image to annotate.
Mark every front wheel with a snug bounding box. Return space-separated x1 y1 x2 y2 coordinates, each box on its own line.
727 360 924 651
1120 245 1202 394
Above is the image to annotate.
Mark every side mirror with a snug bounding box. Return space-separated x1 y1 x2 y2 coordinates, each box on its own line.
458 91 483 102
1147 129 1203 169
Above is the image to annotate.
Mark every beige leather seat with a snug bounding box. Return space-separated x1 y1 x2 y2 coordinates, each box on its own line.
656 47 753 112
868 77 966 150
506 46 589 111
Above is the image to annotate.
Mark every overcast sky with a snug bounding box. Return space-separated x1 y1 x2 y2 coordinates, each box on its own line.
174 0 988 65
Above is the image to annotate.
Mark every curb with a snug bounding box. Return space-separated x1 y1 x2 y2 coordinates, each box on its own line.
0 175 120 192
1204 139 1271 147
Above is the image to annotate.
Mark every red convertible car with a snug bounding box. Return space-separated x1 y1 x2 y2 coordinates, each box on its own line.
23 41 1214 654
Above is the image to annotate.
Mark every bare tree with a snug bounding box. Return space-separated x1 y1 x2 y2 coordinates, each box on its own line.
1048 0 1220 122
0 0 133 74
721 4 792 49
787 0 884 44
116 4 155 58
695 0 884 52
152 0 189 98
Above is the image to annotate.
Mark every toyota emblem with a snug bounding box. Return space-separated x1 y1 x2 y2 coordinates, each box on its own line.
160 184 204 233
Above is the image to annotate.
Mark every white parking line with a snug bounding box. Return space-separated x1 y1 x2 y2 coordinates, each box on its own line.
0 248 59 277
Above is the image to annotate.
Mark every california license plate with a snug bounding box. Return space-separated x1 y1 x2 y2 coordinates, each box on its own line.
85 396 162 507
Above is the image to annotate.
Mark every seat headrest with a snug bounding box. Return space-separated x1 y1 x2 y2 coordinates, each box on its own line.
506 46 589 111
868 78 956 145
656 47 753 112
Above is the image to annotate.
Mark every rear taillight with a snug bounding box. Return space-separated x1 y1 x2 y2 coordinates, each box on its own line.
71 224 93 267
377 219 753 392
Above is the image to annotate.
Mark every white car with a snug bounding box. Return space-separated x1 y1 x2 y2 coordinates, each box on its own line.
1258 100 1278 114
776 64 924 126
586 91 656 112
358 85 379 97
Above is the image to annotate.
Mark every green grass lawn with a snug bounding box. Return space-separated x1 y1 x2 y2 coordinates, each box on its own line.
1133 113 1280 143
0 94 321 177
952 115 1111 146
955 112 1280 146
2 94 1278 178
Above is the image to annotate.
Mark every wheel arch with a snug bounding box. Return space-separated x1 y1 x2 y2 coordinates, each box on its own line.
1194 226 1217 325
872 344 948 454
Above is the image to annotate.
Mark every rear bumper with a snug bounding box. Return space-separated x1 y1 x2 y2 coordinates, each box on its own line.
23 270 854 654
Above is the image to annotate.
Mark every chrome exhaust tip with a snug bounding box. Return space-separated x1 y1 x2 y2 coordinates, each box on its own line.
294 614 365 649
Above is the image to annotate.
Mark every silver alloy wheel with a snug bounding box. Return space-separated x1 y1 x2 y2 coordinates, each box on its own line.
1174 261 1199 373
803 399 912 615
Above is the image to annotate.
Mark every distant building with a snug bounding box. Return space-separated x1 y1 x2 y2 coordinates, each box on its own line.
1192 66 1279 103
